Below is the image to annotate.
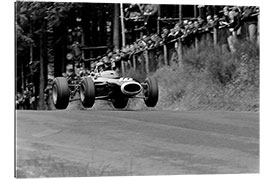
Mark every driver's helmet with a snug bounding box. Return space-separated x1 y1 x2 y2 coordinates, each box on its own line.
96 61 105 72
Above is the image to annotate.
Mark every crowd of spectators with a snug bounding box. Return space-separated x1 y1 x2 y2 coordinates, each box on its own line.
85 5 259 73
16 82 52 110
16 83 36 110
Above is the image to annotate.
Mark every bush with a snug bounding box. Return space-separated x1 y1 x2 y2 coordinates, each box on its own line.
152 40 259 111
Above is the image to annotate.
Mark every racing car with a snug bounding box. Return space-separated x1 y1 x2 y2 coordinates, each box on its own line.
51 64 159 109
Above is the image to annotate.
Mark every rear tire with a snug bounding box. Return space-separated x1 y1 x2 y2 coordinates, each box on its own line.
80 77 95 108
112 98 128 109
144 77 159 107
52 77 70 109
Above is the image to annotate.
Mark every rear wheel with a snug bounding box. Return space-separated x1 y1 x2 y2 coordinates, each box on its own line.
144 77 159 107
80 77 95 108
52 77 70 109
112 97 128 109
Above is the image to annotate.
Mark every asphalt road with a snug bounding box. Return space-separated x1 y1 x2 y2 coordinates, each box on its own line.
16 110 259 177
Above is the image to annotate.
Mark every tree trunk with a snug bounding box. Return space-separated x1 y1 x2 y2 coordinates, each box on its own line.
157 6 161 34
120 3 126 48
21 64 24 92
193 5 197 18
113 4 120 50
53 25 66 77
38 18 47 110
178 5 183 67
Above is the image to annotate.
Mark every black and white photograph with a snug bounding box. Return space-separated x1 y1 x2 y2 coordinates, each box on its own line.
13 0 262 178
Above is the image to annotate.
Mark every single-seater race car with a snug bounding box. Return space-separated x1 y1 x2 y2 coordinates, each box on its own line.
52 66 159 110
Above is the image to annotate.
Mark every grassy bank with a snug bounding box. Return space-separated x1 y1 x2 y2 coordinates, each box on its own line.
150 41 259 111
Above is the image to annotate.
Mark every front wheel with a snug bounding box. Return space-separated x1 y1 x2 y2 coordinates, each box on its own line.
52 77 70 109
144 77 159 107
80 77 95 108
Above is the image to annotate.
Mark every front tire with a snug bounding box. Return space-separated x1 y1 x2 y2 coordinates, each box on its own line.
144 77 159 107
52 77 70 109
80 77 95 108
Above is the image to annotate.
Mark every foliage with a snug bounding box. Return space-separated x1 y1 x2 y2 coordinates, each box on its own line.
152 41 259 111
15 1 77 56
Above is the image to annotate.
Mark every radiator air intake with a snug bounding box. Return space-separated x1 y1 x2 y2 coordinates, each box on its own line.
120 81 142 96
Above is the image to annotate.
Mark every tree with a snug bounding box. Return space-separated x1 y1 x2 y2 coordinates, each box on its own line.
15 1 76 109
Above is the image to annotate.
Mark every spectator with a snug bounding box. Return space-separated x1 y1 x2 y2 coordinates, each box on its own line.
185 21 196 47
124 3 144 43
227 7 242 53
22 89 31 109
213 14 220 28
16 93 24 109
150 33 162 47
241 6 258 42
125 3 142 19
227 10 236 53
196 16 207 43
206 5 214 17
193 20 203 42
198 5 206 19
64 64 74 77
222 6 230 23
167 26 177 42
71 41 82 58
197 16 206 28
217 13 231 53
160 26 170 43
205 15 214 30
167 23 183 41
204 15 214 44
141 4 159 34
230 7 242 37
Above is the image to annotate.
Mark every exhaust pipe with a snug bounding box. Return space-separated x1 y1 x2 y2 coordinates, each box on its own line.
120 81 142 96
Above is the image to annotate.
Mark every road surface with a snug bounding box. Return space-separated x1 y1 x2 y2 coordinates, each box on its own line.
16 110 259 177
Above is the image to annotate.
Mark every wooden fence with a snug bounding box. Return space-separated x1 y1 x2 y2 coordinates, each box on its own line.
119 23 259 77
120 29 221 76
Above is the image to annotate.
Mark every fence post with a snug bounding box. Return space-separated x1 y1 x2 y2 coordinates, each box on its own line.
121 60 125 76
132 54 136 70
213 28 218 46
163 44 168 66
144 50 150 75
177 39 183 67
195 37 199 50
178 5 183 67
127 59 132 71
257 14 260 46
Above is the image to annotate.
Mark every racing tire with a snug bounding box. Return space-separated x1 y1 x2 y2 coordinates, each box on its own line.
80 77 95 108
52 77 70 109
112 98 128 109
144 77 159 107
